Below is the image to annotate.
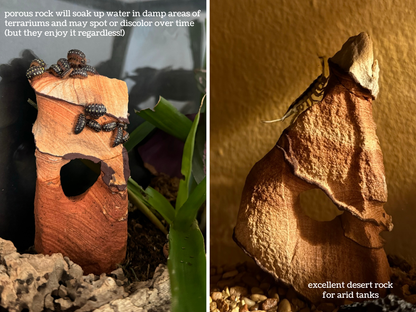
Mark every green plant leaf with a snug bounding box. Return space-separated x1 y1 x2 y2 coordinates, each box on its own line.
175 177 206 229
168 221 206 312
127 178 175 226
192 112 206 184
175 103 202 210
200 96 206 113
135 97 192 142
124 121 155 152
127 186 168 235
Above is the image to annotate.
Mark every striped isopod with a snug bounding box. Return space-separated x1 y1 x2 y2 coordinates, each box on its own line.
84 65 98 75
67 49 86 68
86 119 102 132
102 121 117 132
26 66 45 80
85 104 107 119
112 126 124 147
74 113 86 134
68 49 86 59
70 68 88 79
122 132 129 143
30 58 46 68
117 122 128 130
60 68 73 79
57 58 71 71
48 64 62 77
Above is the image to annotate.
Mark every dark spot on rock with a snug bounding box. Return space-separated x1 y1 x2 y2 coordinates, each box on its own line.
51 289 60 298
16 285 28 295
26 274 34 285
60 271 72 283
67 292 76 301
37 283 47 292
77 284 86 290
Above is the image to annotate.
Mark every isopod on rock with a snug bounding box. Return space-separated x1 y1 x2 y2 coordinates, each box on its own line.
84 65 98 75
60 68 73 79
67 49 86 67
112 126 124 147
122 132 129 143
85 104 107 119
102 122 117 132
74 113 86 134
48 64 62 77
57 58 71 71
30 58 46 68
70 68 88 79
86 119 102 132
26 66 45 80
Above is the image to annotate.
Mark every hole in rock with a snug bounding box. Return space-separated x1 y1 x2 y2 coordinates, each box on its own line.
60 159 100 197
299 188 343 221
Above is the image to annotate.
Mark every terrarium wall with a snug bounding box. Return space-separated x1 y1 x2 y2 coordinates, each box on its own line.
210 1 416 266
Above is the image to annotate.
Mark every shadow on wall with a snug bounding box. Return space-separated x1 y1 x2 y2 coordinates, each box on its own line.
0 50 38 250
126 67 201 108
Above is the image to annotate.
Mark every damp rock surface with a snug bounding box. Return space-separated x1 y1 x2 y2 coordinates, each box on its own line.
0 238 171 312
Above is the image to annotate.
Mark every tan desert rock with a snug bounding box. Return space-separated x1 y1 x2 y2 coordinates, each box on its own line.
234 33 392 303
0 238 126 312
330 32 379 98
0 238 171 312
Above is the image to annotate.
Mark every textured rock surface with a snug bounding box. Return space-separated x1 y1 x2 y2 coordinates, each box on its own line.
33 149 128 274
234 35 392 303
31 73 129 159
330 32 380 98
0 238 171 312
30 70 129 274
94 265 171 312
31 73 128 123
276 64 392 247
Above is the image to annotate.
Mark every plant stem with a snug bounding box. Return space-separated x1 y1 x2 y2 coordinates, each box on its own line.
127 188 168 235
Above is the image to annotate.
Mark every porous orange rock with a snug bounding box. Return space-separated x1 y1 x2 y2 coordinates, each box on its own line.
234 33 393 303
30 71 129 274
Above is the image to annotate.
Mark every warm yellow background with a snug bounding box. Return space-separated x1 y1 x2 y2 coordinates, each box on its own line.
210 1 416 267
